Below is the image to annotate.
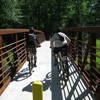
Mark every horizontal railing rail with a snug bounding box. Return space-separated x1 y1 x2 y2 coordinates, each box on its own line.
63 26 100 99
0 29 29 95
63 26 100 33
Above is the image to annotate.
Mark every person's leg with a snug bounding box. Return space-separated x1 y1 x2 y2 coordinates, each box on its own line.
32 46 37 67
34 47 37 67
52 47 59 66
61 45 68 57
61 45 69 80
36 38 41 47
34 54 37 67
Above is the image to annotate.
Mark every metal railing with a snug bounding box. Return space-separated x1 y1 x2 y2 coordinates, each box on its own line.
63 26 100 98
0 29 29 95
0 29 45 95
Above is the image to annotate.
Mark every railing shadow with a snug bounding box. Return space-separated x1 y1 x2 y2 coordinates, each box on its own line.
22 52 96 100
42 72 51 91
22 71 52 92
51 53 96 100
13 67 30 81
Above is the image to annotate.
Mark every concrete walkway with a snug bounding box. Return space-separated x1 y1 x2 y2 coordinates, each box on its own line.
0 41 96 100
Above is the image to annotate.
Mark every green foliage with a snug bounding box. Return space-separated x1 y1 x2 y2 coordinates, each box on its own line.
96 40 100 70
0 0 100 29
84 40 100 70
0 0 22 28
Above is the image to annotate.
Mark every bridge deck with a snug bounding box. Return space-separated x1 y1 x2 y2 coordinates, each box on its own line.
0 41 96 100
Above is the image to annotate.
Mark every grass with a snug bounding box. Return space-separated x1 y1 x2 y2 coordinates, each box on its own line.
2 52 14 75
74 39 100 70
2 52 14 65
84 39 100 70
96 40 100 70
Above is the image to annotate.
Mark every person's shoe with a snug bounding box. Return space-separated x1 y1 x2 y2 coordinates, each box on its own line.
36 43 41 47
34 63 37 67
54 61 58 66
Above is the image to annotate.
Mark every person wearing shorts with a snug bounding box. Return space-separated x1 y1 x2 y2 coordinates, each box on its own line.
27 27 44 67
50 30 71 65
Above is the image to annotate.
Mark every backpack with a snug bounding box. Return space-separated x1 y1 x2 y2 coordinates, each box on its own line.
58 33 64 41
28 33 36 45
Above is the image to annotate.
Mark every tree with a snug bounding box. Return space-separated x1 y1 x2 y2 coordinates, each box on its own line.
0 0 22 28
0 0 99 29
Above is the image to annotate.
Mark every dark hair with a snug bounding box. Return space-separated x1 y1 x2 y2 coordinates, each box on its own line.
31 26 35 30
53 28 61 33
29 29 34 33
29 26 35 33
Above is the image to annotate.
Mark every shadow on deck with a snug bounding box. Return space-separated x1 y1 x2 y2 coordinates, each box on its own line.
21 55 96 100
51 54 96 100
11 50 96 100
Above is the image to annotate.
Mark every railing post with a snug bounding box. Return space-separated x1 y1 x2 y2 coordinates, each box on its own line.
89 33 97 96
24 33 27 58
70 32 76 60
24 32 28 61
68 32 71 55
15 33 20 65
82 38 90 70
10 34 17 79
0 36 3 88
90 33 96 69
77 32 82 70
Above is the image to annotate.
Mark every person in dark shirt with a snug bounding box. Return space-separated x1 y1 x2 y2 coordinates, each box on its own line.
27 27 44 67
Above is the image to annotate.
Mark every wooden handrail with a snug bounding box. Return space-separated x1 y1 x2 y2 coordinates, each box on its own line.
0 29 29 35
63 26 100 33
0 29 44 35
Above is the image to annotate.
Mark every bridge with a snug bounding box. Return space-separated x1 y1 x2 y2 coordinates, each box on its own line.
0 27 100 100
